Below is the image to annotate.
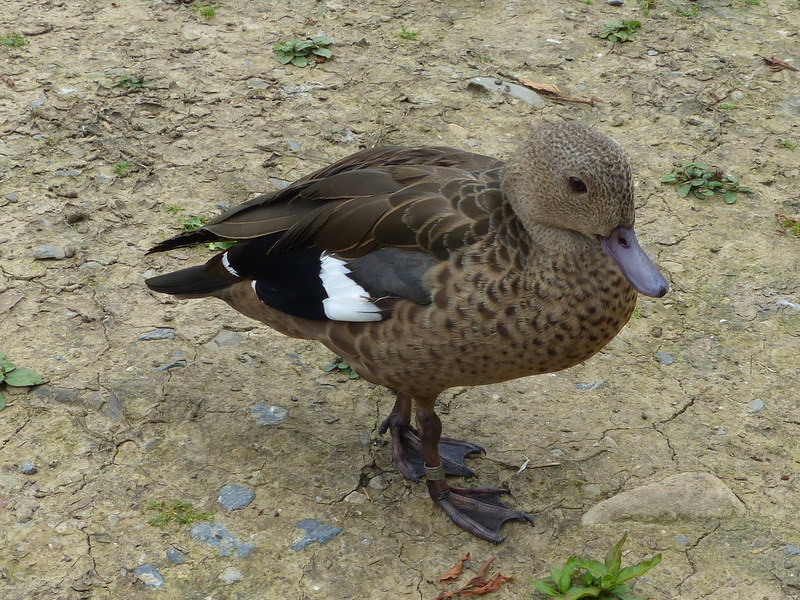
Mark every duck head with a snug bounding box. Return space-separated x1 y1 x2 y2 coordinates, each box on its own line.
502 122 669 298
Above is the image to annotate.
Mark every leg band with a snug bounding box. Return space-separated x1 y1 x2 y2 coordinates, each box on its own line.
424 463 445 481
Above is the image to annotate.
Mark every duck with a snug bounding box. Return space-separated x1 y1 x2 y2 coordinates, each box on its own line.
145 121 668 543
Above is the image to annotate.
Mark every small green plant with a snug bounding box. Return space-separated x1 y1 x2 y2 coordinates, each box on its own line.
0 353 43 410
578 0 595 4
676 4 699 16
146 500 214 527
166 204 185 214
776 139 797 150
744 0 760 5
193 2 217 18
638 0 656 13
661 162 752 204
599 20 641 43
112 75 148 90
0 32 27 48
777 213 800 235
181 215 207 231
273 36 332 67
113 161 133 176
396 26 420 41
323 356 360 379
533 532 661 600
716 102 737 110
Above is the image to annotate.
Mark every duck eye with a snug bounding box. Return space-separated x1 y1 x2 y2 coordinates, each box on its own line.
569 177 587 193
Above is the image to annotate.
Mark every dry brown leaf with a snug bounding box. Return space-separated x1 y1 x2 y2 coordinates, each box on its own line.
459 573 514 597
755 54 799 72
515 76 563 96
437 552 470 583
1 75 15 89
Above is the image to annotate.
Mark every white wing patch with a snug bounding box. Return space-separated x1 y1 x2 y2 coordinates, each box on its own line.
221 251 240 277
319 254 382 322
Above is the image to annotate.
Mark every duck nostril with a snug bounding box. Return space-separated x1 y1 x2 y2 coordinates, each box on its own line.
619 236 629 248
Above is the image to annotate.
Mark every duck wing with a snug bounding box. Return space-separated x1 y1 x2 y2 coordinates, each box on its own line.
146 145 506 322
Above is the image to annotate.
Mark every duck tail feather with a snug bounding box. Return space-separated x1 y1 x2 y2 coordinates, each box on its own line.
146 258 238 298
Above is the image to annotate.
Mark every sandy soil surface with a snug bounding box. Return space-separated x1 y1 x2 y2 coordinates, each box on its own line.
1 0 799 598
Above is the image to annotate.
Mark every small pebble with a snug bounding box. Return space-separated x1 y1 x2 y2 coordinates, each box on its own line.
368 476 387 491
166 547 186 564
344 491 367 504
287 140 301 150
190 522 255 558
654 351 674 365
607 0 624 5
55 169 81 177
20 461 38 475
6 193 18 203
251 403 288 426
133 564 165 589
33 245 67 260
246 78 270 89
784 545 800 556
647 49 659 56
575 381 605 391
747 398 765 414
291 519 342 551
155 360 187 371
218 484 255 510
139 328 176 340
219 566 244 584
675 534 690 546
206 330 245 348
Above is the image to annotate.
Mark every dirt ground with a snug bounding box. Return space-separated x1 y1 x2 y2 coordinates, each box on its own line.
1 0 799 598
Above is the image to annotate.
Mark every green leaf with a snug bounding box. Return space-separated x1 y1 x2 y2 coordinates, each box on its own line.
724 174 739 184
604 531 626 577
565 586 604 599
0 391 5 411
616 553 662 583
2 360 15 374
4 368 43 387
290 55 308 67
723 191 737 204
660 173 677 183
556 557 577 592
737 186 752 193
294 40 313 52
676 182 692 197
532 579 559 596
313 36 332 45
312 46 332 58
575 558 607 579
276 52 294 64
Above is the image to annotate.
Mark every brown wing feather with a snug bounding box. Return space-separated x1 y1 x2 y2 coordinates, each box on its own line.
147 145 506 258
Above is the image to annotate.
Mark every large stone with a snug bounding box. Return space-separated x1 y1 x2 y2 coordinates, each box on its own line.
582 472 746 525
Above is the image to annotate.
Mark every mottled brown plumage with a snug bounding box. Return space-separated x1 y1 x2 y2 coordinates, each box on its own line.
146 122 668 542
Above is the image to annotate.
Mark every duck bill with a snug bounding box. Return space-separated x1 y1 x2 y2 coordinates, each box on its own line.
599 226 669 298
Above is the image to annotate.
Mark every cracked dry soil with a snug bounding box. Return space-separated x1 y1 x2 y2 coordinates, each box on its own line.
1 1 799 599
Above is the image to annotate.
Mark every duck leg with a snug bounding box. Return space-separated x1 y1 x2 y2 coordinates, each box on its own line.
416 399 533 543
378 392 484 482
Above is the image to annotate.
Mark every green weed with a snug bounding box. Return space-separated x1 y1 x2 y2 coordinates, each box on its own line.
273 36 332 67
165 204 185 214
716 102 737 110
0 32 27 48
112 75 148 90
599 20 641 43
533 532 661 600
323 356 360 379
776 139 797 150
193 2 217 18
676 4 699 16
638 0 656 13
113 161 133 176
661 162 751 204
146 500 214 527
396 26 420 41
777 213 800 235
0 353 43 410
578 0 594 4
